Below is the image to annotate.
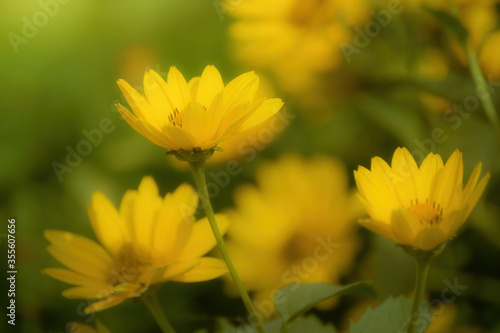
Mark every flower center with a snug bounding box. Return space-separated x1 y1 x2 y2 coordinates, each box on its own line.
289 0 329 28
168 108 183 127
109 243 155 286
409 200 443 225
282 232 316 264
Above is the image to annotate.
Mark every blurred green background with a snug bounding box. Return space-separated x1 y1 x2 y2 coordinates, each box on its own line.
1 0 500 332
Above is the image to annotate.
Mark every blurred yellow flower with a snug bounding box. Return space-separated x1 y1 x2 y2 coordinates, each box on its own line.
116 65 284 152
226 155 361 308
227 0 368 93
68 320 110 333
480 31 500 81
354 148 490 251
43 177 229 313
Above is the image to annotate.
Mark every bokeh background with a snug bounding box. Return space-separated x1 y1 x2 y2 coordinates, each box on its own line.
1 0 500 332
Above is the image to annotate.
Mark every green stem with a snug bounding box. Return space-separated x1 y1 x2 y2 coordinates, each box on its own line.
142 290 177 333
447 0 500 135
407 256 431 333
465 45 500 134
189 160 266 333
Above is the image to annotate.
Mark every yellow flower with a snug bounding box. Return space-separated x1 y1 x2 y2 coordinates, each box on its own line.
43 177 229 313
480 31 500 81
354 148 490 251
68 320 110 333
115 65 284 152
226 155 361 307
227 0 369 93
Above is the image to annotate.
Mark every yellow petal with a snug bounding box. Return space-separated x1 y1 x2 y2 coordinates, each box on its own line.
464 171 490 217
182 101 211 143
164 125 198 150
413 225 446 251
177 214 230 261
42 268 107 287
390 208 419 246
239 98 284 133
196 65 224 109
116 103 172 148
133 176 162 246
143 70 172 126
117 79 160 129
119 190 138 240
419 153 444 196
88 192 128 255
358 218 395 241
170 257 227 283
187 77 200 99
391 147 424 205
62 285 112 299
370 156 405 206
152 184 198 258
46 245 109 281
222 71 259 113
160 259 199 281
84 295 129 314
431 150 463 211
45 230 113 266
463 162 482 202
165 66 192 111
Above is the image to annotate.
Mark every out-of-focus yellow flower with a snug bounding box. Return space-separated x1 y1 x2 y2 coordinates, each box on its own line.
354 148 490 251
43 177 229 313
226 155 361 307
480 31 500 81
116 66 284 152
68 320 111 333
427 304 457 333
227 0 369 93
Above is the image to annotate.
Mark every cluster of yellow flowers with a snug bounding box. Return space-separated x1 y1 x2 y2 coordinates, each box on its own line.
43 1 496 331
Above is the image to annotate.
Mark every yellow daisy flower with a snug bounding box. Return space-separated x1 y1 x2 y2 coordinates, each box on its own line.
115 65 284 152
354 148 490 251
43 177 229 313
68 320 110 333
226 155 361 308
227 0 369 93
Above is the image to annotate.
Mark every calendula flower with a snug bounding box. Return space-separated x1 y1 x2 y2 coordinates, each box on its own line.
115 65 284 152
43 177 229 313
354 148 490 251
68 320 110 333
227 0 369 93
226 155 361 306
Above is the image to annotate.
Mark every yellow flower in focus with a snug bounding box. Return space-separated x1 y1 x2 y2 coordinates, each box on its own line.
115 66 284 152
227 0 369 92
226 155 361 307
354 148 490 251
43 177 229 313
68 320 110 333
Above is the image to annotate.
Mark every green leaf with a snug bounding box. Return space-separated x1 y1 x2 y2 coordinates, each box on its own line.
349 295 432 333
275 282 375 323
424 7 469 46
285 316 337 333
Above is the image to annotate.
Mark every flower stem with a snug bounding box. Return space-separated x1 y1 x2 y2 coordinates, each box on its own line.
142 290 177 333
407 255 431 333
189 160 265 333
